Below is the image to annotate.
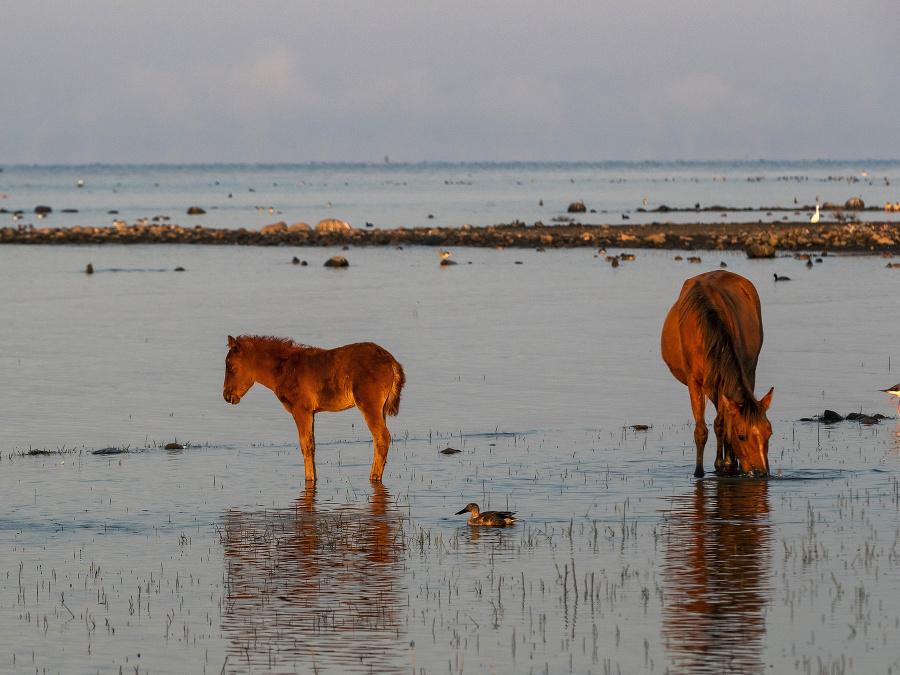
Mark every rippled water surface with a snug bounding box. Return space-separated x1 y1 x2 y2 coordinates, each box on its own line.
1 244 898 673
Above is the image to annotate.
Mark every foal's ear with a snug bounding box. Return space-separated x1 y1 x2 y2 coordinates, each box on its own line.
760 387 774 411
227 335 239 350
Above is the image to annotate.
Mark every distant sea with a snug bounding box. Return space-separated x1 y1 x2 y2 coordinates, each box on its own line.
2 160 899 231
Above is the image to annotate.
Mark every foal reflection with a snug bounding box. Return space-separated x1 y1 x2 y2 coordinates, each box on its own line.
661 480 772 674
220 484 408 673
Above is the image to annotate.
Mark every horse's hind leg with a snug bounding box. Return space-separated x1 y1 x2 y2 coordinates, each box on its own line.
689 382 709 478
291 409 317 483
357 400 392 482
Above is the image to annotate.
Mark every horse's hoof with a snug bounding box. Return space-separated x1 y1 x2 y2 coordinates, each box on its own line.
693 467 705 478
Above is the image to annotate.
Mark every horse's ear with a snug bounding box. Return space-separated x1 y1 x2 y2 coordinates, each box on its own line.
760 387 774 411
723 395 741 416
228 335 239 351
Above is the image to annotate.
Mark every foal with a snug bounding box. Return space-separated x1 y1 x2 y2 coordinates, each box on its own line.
223 335 405 482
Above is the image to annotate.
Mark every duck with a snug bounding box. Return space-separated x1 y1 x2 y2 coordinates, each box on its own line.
455 503 517 526
774 273 791 282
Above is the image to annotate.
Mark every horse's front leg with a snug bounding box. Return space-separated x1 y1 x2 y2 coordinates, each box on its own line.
291 408 317 483
688 381 709 478
713 410 730 473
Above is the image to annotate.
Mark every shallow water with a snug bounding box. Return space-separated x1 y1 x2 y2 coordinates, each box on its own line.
3 160 900 231
1 244 899 673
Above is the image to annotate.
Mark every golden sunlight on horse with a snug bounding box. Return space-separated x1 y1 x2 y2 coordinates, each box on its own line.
223 335 405 482
661 271 773 477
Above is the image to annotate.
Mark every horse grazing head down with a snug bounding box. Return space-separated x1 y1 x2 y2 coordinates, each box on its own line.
223 335 255 405
722 387 774 477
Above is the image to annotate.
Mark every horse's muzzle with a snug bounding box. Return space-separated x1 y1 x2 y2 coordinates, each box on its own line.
223 390 241 405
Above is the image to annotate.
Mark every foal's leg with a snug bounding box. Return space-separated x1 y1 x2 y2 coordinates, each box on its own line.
291 408 317 482
357 400 392 482
688 381 709 478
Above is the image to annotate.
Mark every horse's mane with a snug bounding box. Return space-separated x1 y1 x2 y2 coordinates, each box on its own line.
680 284 765 421
240 335 313 357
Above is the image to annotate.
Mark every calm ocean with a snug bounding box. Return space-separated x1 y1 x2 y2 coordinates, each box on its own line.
2 160 900 232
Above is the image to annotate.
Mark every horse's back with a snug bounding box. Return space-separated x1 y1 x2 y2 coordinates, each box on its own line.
661 271 763 384
331 342 400 374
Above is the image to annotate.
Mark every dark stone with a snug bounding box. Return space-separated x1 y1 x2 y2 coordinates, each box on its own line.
845 198 864 209
422 234 444 245
34 205 52 214
567 201 586 213
820 410 843 423
324 256 349 267
187 206 206 215
745 243 775 259
440 447 461 454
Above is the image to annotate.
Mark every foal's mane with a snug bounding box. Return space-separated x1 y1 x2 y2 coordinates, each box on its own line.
240 335 312 357
681 283 765 420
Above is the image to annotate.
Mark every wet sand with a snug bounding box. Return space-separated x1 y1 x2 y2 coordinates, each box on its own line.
2 219 899 253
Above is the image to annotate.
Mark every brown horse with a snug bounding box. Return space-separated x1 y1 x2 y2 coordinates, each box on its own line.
661 271 773 477
223 335 405 482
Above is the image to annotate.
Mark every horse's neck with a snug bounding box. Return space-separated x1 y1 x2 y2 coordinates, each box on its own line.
717 366 755 405
249 344 289 391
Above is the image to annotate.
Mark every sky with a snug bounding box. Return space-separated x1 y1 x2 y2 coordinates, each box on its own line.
2 1 898 164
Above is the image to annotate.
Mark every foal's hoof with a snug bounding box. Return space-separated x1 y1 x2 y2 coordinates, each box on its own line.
693 467 705 478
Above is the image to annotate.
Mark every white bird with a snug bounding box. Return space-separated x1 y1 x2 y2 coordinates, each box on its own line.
438 249 451 260
883 382 900 415
810 205 820 223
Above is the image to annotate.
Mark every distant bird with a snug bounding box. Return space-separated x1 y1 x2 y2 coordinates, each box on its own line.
883 383 900 414
438 249 451 260
774 273 790 281
811 205 820 223
455 503 517 527
85 263 94 275
806 259 813 268
622 213 630 220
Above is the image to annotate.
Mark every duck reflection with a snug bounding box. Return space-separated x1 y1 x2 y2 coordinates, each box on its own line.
661 479 772 674
220 484 408 673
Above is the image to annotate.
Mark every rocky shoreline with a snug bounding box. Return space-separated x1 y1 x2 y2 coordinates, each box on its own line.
1 219 898 255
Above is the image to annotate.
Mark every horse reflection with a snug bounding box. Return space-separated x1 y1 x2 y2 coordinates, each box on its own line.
661 480 772 674
220 484 408 673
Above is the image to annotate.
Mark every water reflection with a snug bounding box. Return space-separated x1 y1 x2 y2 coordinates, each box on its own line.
661 480 772 674
220 485 409 673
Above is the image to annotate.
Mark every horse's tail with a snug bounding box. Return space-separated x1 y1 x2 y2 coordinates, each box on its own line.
384 359 406 417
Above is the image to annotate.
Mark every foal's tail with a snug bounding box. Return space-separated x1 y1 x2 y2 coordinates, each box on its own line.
384 360 406 417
